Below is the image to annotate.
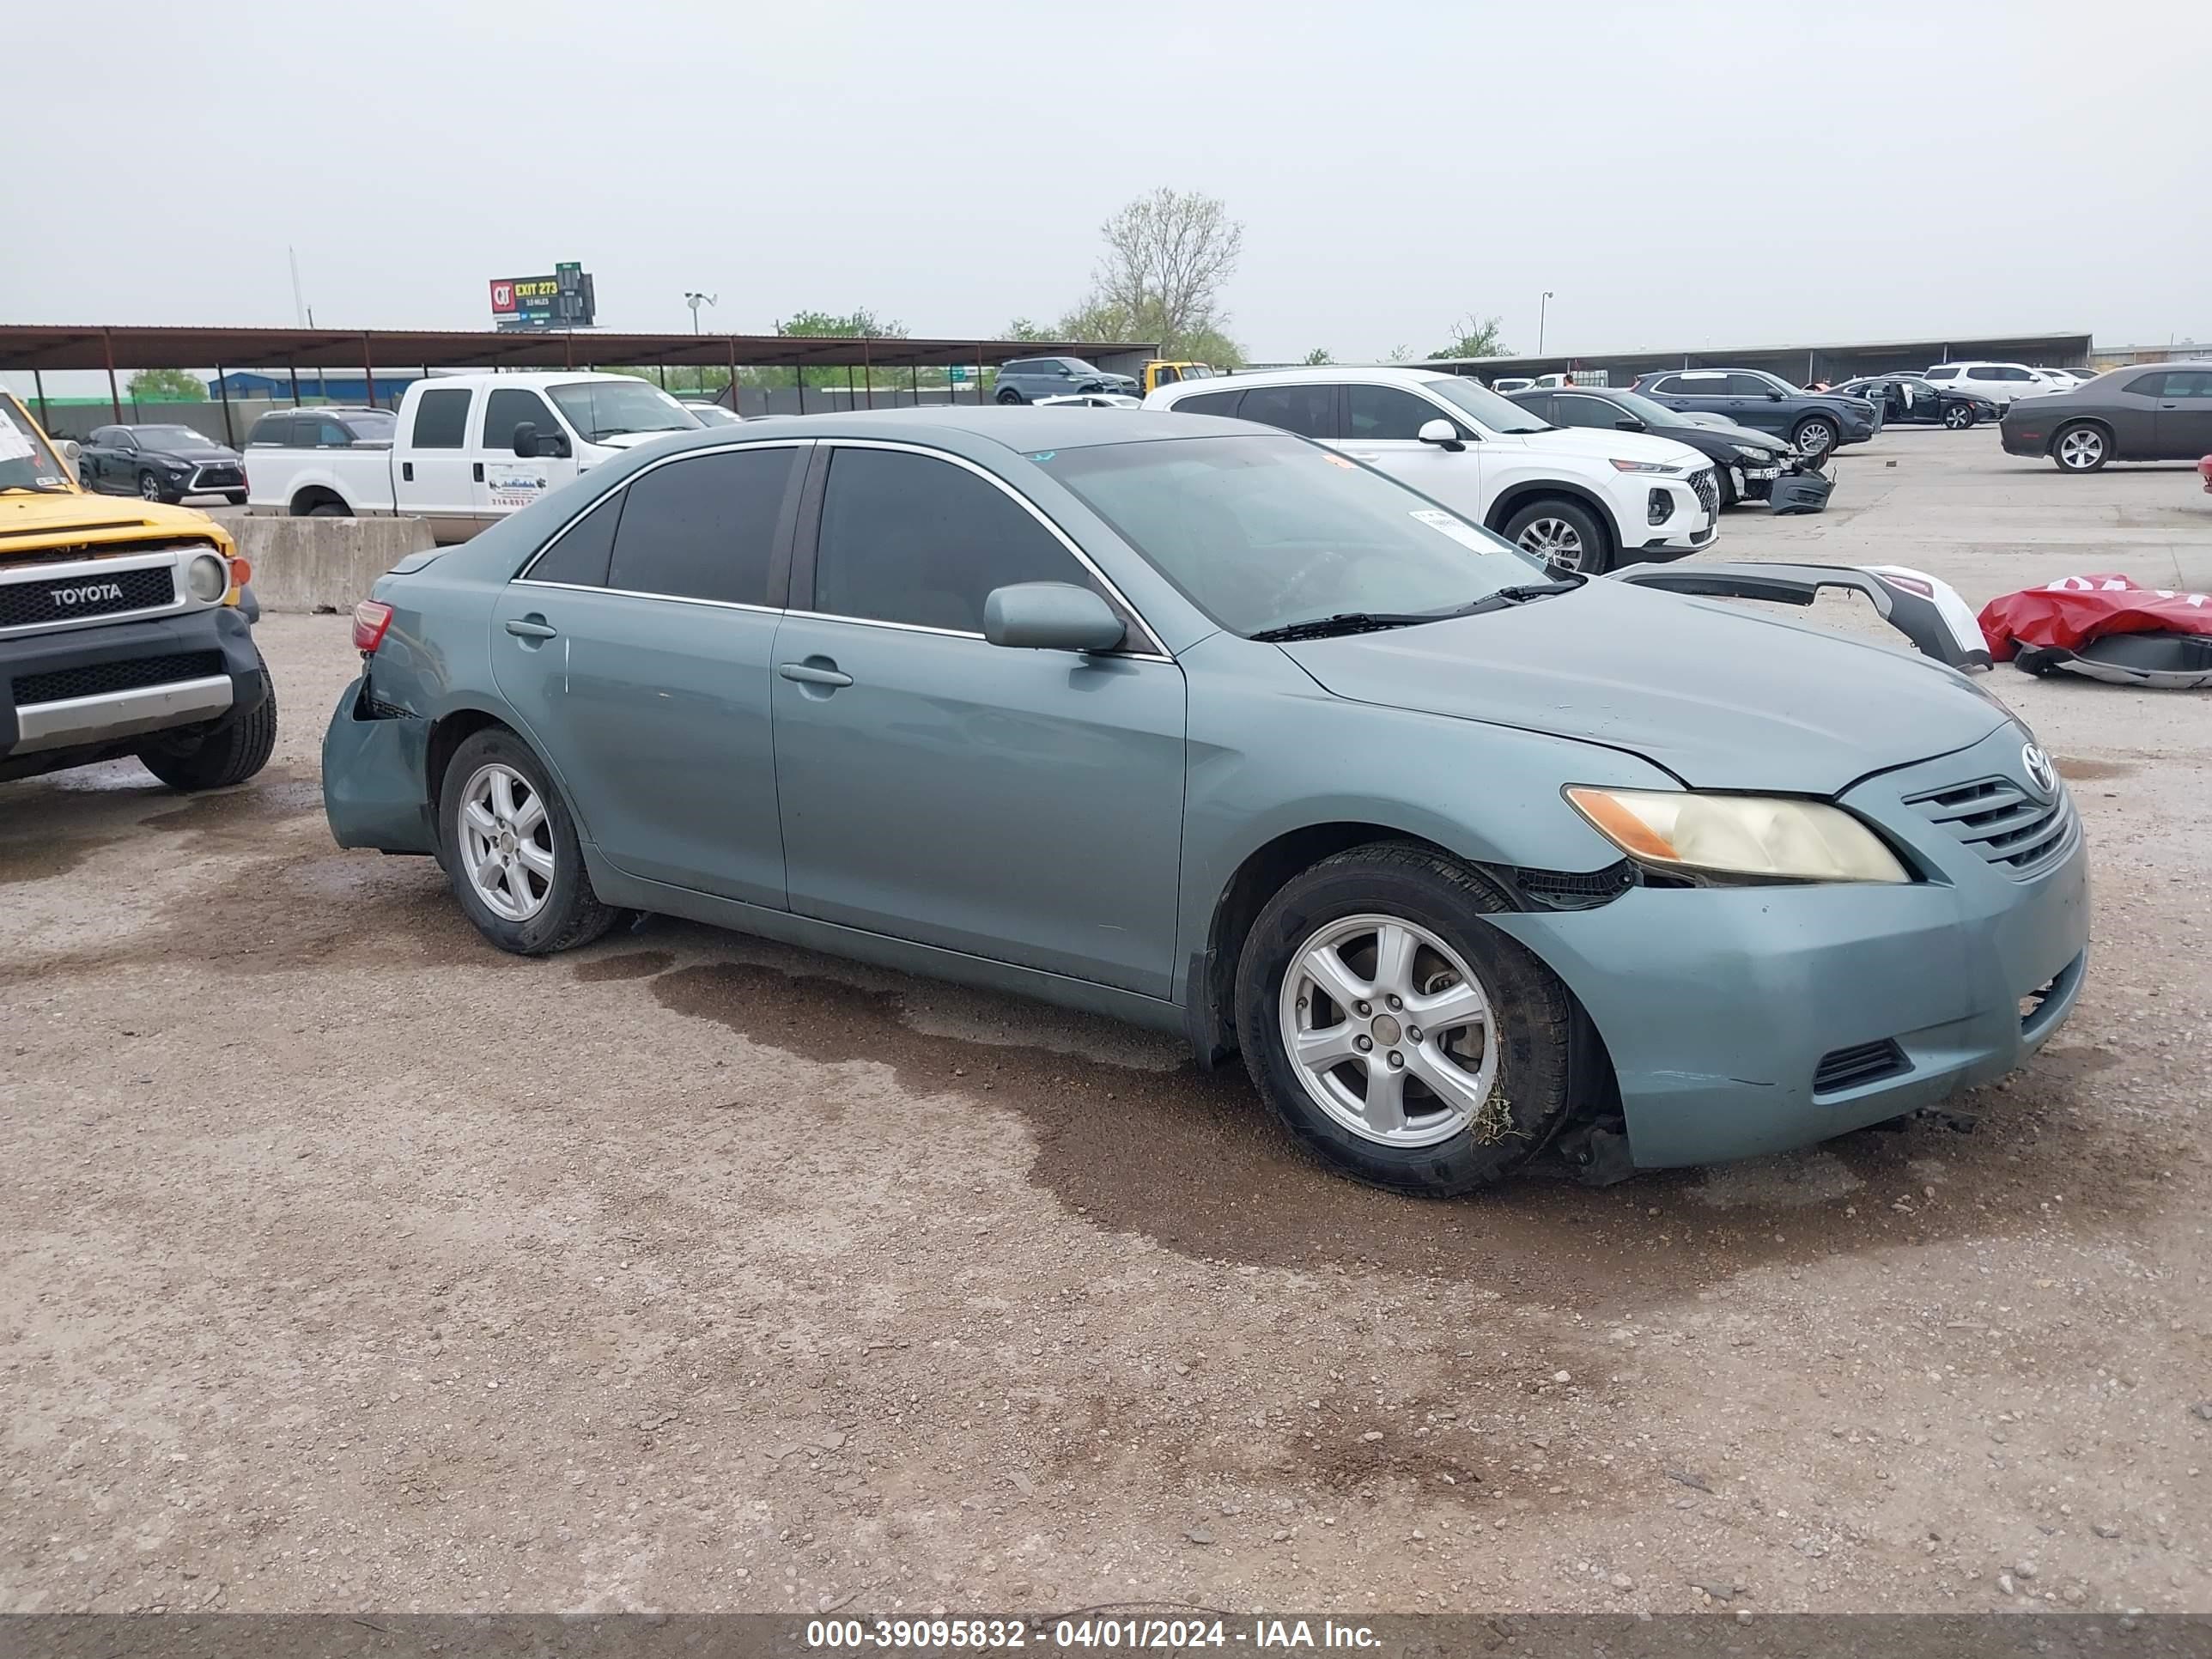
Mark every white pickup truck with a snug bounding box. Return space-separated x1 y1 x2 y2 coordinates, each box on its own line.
243 371 703 542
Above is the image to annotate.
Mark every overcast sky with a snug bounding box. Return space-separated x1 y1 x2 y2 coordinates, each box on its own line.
4 0 2204 368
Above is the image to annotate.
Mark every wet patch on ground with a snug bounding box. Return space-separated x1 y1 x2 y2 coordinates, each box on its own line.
647 957 2147 1312
2051 756 2136 782
573 949 677 982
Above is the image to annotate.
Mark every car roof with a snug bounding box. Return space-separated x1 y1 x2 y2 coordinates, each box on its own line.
636 404 1255 454
1159 364 1463 392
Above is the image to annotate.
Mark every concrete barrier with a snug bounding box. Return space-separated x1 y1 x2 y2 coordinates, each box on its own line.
226 515 436 613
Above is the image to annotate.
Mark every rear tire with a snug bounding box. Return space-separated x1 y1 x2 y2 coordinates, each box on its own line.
1234 842 1577 1197
439 727 619 957
2052 422 2109 472
308 502 349 518
137 654 277 791
1503 498 1611 574
994 387 1024 404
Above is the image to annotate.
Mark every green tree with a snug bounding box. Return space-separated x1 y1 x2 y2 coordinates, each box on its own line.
760 307 909 388
1302 347 1334 366
1002 317 1058 342
1430 313 1508 359
1059 188 1248 364
127 368 207 403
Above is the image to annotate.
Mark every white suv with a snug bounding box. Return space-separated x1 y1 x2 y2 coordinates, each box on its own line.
1921 362 2073 408
1143 367 1717 573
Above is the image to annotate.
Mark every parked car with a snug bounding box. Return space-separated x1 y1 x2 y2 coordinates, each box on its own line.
1147 366 1717 573
1919 362 2070 409
2051 368 2101 384
1 392 275 789
1140 361 1218 393
684 402 744 427
994 356 1142 404
1034 392 1143 408
323 407 2086 1196
1829 375 2000 430
1504 385 1798 507
1489 377 1535 394
244 372 702 541
1627 368 1878 457
2000 361 2212 471
76 423 247 505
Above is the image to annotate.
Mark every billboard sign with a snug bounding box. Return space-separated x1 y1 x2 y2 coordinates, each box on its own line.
489 262 595 331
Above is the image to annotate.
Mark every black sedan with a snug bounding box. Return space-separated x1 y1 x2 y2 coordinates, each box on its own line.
76 424 247 505
1506 385 1800 507
1830 375 1997 430
2002 362 2212 472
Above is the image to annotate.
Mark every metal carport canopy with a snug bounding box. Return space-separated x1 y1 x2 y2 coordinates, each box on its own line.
0 325 1158 373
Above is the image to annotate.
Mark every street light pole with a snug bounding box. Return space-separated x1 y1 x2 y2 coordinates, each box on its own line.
1539 291 1555 356
684 291 718 397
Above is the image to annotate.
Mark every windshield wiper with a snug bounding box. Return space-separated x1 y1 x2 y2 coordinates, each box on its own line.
1456 576 1586 615
1249 611 1449 642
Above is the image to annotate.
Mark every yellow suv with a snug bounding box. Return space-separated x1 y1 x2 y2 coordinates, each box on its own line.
1141 361 1219 394
1 392 275 788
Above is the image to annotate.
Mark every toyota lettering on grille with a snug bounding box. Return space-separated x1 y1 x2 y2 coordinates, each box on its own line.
51 581 125 605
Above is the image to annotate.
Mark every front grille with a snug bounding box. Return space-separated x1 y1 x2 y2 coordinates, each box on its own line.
1813 1038 1909 1095
1905 776 2074 877
1690 467 1718 518
0 562 174 629
191 464 245 489
12 651 226 707
1516 861 1634 910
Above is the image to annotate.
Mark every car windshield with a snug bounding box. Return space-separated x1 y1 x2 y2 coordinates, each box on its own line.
545 380 701 443
0 397 72 493
135 424 217 447
1181 364 1215 378
1036 433 1545 638
1418 376 1552 434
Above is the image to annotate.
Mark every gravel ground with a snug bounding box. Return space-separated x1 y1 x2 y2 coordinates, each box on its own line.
3 430 2208 1617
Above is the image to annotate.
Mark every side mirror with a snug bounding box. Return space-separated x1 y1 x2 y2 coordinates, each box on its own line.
512 421 538 457
1417 418 1465 451
1613 416 1647 431
1766 389 1785 400
982 582 1126 653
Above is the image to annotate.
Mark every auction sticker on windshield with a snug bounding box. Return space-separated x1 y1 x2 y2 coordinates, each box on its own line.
1410 507 1494 551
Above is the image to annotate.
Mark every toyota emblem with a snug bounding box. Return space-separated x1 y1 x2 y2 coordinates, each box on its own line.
2021 743 2057 799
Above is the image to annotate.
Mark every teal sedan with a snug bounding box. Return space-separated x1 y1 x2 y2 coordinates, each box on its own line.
324 409 2087 1195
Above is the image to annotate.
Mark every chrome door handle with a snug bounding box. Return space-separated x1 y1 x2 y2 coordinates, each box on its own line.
778 662 853 688
505 617 557 640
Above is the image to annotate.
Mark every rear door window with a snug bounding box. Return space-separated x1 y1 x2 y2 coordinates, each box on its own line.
1236 383 1338 440
1171 388 1243 417
1346 384 1449 441
410 387 471 450
605 445 802 606
528 488 624 587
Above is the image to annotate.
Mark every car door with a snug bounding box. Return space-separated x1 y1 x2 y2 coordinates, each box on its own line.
1719 373 1794 435
1650 371 1735 423
78 428 113 487
772 441 1188 997
2109 371 2170 455
490 440 806 907
1337 382 1486 519
101 429 139 489
477 386 580 527
398 386 477 540
2150 369 2212 459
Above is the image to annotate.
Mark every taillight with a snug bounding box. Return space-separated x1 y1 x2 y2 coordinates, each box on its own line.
352 599 394 653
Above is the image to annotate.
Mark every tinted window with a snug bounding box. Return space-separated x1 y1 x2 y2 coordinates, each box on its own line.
247 414 293 447
343 410 398 444
605 446 799 606
1553 394 1621 430
813 447 1093 634
1924 366 1958 380
1723 374 1777 395
1236 383 1337 440
410 387 471 450
1173 388 1244 417
90 427 123 446
529 488 623 587
1668 374 1729 395
2158 370 2212 399
484 388 560 450
313 419 350 447
1346 384 1449 441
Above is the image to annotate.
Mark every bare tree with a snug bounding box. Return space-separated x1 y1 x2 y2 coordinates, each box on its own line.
1069 188 1245 360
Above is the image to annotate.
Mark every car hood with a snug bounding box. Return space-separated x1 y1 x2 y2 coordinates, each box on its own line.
1662 420 1784 455
156 444 239 461
1275 578 2008 794
1510 424 1714 470
0 489 234 551
591 429 694 451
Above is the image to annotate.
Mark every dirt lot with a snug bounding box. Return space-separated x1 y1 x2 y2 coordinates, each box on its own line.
3 430 2209 1618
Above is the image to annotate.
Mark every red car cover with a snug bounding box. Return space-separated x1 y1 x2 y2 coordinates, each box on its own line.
1978 574 2212 688
1979 574 2212 658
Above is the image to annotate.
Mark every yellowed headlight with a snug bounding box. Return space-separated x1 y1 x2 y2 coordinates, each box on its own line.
1567 787 1910 884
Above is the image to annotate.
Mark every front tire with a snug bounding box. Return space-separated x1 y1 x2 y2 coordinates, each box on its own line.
224 490 248 506
1234 842 1577 1197
1503 498 1611 574
1792 416 1838 456
1942 403 1976 429
137 654 277 791
439 728 618 956
137 470 171 503
2052 422 2109 472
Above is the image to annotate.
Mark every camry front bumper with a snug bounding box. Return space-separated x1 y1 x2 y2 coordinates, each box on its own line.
1490 726 2089 1170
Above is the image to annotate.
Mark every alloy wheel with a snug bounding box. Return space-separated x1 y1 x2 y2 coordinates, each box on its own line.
138 472 162 500
1278 913 1499 1148
1516 517 1589 572
2057 428 2104 470
1943 405 1972 428
1797 420 1836 455
459 762 555 922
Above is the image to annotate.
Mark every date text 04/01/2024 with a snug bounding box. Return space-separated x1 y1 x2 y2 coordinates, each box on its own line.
805 1617 1381 1650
